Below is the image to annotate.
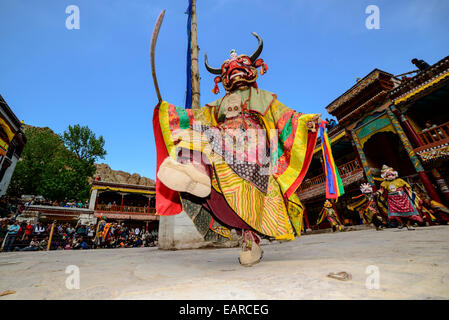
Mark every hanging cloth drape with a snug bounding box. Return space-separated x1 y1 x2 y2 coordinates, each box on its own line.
319 121 345 199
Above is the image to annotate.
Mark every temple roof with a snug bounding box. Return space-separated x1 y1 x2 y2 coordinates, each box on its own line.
91 181 155 194
390 55 449 106
0 94 22 132
325 69 395 123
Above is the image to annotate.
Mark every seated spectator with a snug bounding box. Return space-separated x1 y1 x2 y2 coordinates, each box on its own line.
422 120 445 140
79 237 89 250
20 236 40 251
24 222 34 241
3 220 20 252
8 204 17 215
46 223 54 235
39 237 48 250
17 203 25 215
411 58 430 72
0 220 8 244
76 224 86 236
107 237 117 248
34 221 45 236
325 118 337 130
134 237 143 247
60 232 69 246
422 120 437 132
17 222 27 240
121 225 129 240
401 76 412 82
66 225 75 235
87 225 95 238
72 237 81 250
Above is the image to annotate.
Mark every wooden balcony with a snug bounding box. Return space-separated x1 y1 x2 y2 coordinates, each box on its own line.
95 204 156 215
414 121 449 162
298 159 364 200
418 121 449 145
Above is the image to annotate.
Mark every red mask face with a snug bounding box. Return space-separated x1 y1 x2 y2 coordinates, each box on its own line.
220 55 258 92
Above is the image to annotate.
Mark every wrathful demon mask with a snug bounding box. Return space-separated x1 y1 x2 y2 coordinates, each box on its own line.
205 32 268 94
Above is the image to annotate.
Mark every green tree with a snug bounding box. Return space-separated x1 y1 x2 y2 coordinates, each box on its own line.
59 125 106 200
61 124 106 164
7 126 69 198
8 125 106 202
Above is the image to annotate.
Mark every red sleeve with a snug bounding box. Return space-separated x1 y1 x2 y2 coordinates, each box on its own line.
153 104 183 216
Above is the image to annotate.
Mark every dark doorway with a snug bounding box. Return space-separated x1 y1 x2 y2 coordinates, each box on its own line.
363 131 416 177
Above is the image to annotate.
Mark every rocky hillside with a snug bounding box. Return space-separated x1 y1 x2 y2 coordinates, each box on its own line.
91 163 155 187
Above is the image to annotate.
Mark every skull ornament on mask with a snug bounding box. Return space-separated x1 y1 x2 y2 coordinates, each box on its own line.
388 184 397 192
223 93 242 119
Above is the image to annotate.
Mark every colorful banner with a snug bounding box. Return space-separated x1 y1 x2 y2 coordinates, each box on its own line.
319 122 344 199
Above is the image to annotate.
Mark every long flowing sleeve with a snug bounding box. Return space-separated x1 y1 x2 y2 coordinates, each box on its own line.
264 98 319 199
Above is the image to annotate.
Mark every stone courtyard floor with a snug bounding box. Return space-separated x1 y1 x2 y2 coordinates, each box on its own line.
1 225 448 300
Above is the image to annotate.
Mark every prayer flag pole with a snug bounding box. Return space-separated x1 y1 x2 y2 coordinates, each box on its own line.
187 0 200 109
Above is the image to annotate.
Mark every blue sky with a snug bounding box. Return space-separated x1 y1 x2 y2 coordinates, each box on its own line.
1 0 448 179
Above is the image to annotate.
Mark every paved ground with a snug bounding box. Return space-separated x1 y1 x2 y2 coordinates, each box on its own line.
1 225 448 300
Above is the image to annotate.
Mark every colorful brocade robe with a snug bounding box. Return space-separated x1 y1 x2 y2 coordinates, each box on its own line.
347 194 385 224
153 87 319 240
378 178 423 222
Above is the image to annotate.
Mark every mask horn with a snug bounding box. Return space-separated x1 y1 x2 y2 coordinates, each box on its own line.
204 53 222 75
249 32 263 62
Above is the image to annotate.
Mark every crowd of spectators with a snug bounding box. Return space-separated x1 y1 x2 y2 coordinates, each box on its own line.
0 197 90 221
23 198 90 209
0 218 158 253
95 221 158 249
